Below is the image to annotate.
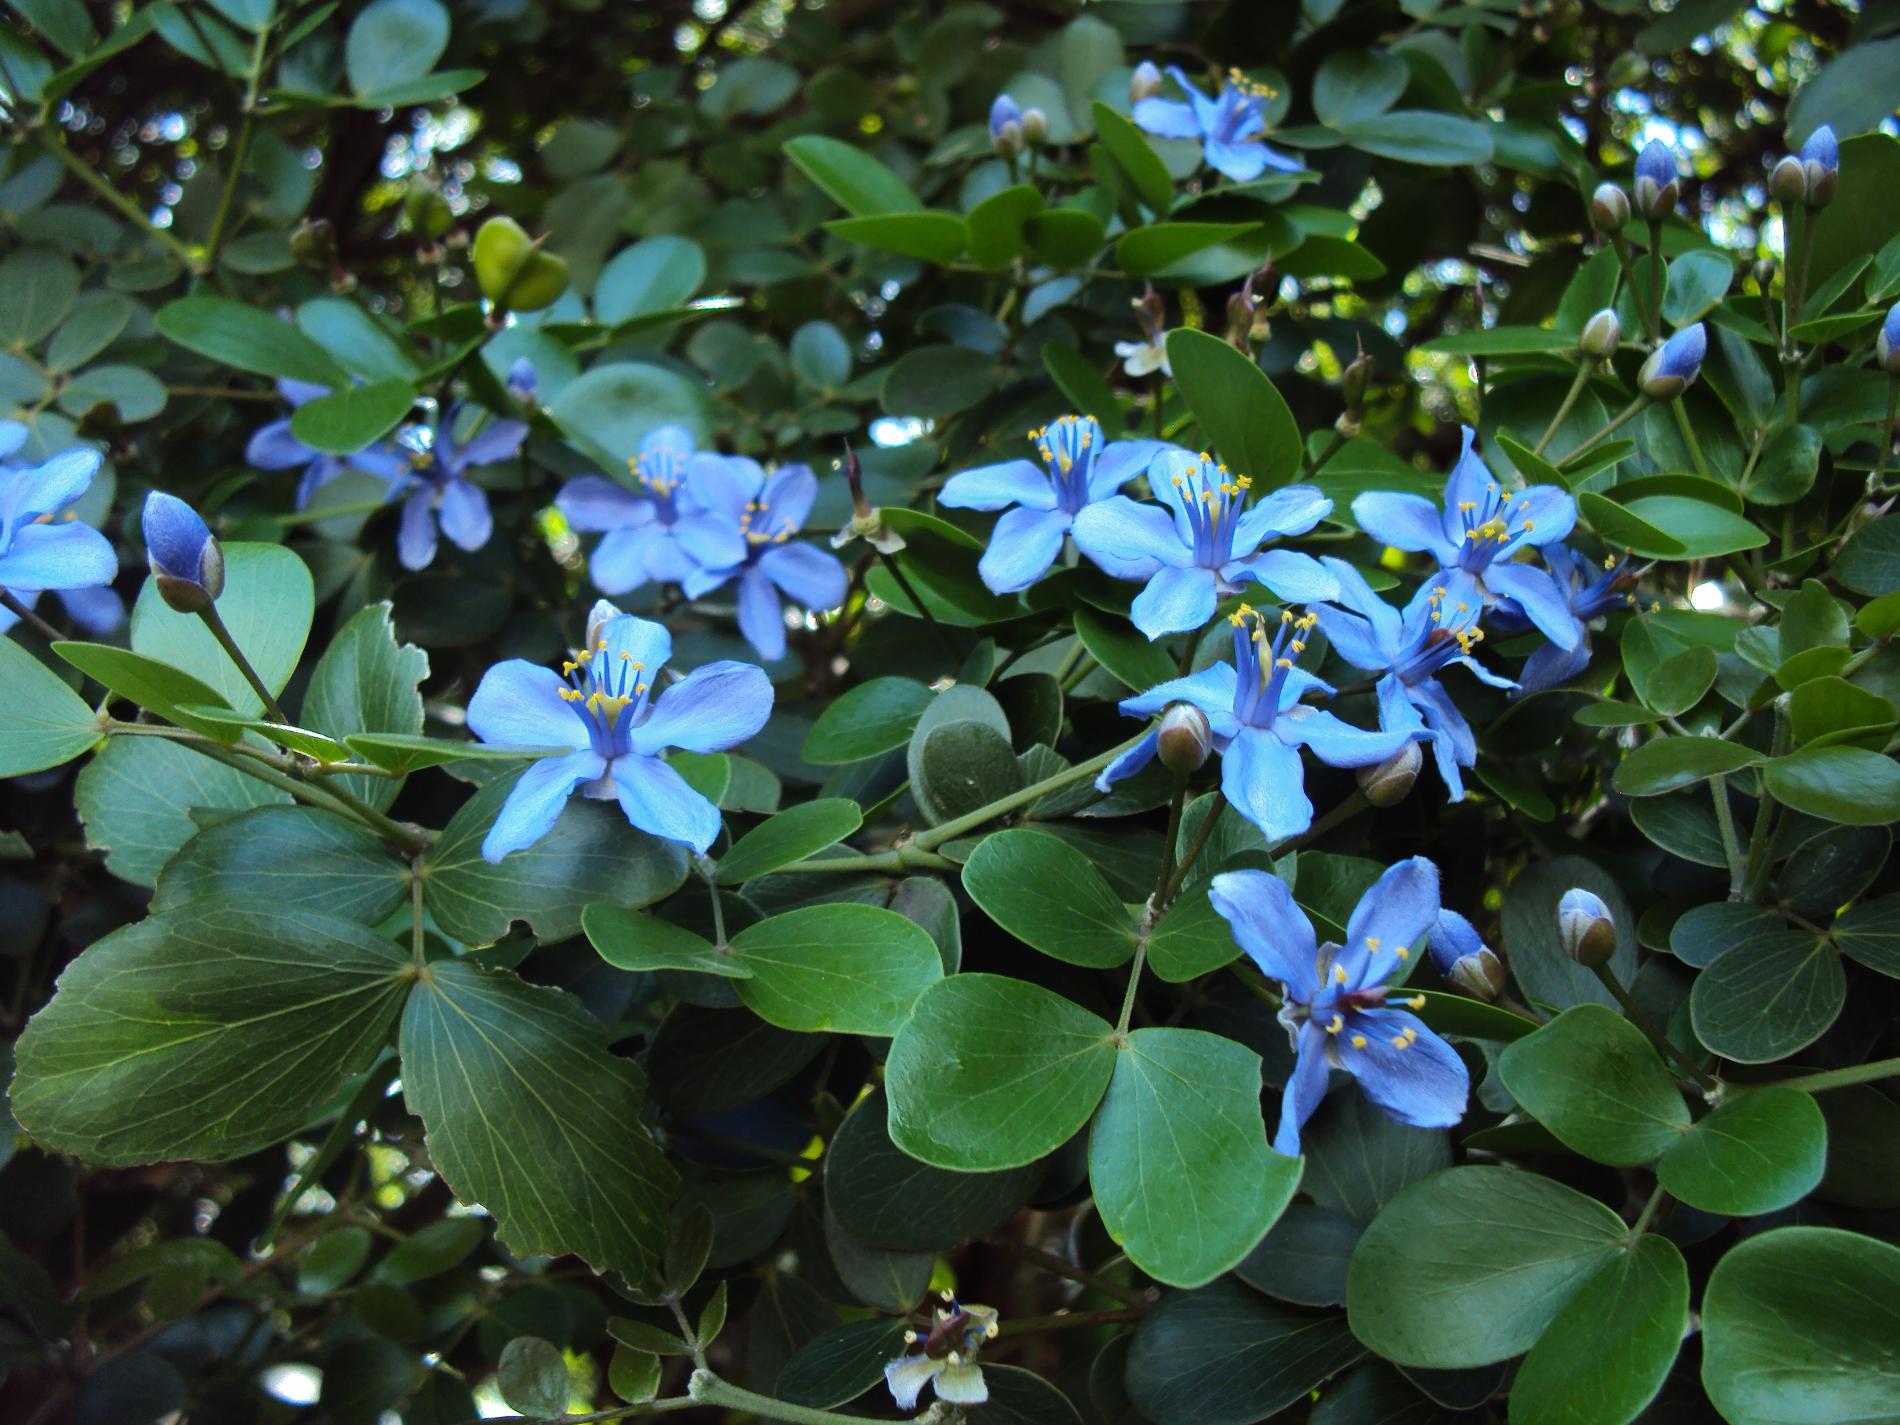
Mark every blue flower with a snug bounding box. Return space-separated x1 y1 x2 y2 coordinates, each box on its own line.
245 380 410 509
939 415 1174 594
1133 65 1301 183
396 403 529 571
467 599 774 861
1211 857 1468 1155
1096 604 1420 839
1312 557 1515 801
684 458 849 661
555 426 747 595
1490 545 1643 694
1073 448 1335 639
1350 426 1578 649
0 438 115 630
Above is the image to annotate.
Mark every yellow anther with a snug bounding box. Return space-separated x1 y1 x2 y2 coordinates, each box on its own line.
904 1331 919 1344
1276 657 1293 669
1290 640 1306 653
1333 964 1348 984
1350 1034 1368 1049
1325 1013 1344 1034
1367 937 1381 951
1392 1034 1411 1050
1404 1027 1419 1043
1458 501 1477 512
1395 946 1410 960
1408 995 1426 1009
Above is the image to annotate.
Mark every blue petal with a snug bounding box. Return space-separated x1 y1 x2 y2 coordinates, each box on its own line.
1119 662 1241 733
597 612 673 676
1516 634 1592 695
1428 909 1487 977
1440 426 1493 537
737 565 786 661
466 659 591 751
1087 439 1173 503
6 449 101 526
246 419 313 470
646 530 702 586
558 476 652 532
1205 137 1272 182
1132 96 1202 140
1209 867 1319 1002
760 464 817 532
1336 1007 1468 1130
1130 564 1218 640
1228 548 1337 604
1274 1023 1334 1157
687 452 761 524
1319 555 1403 648
1482 561 1580 649
674 512 748 572
938 458 1058 513
437 478 492 553
1254 141 1304 174
1145 448 1200 540
761 540 848 611
455 417 528 469
0 421 30 459
1311 605 1389 673
1375 673 1427 740
1165 65 1220 129
1277 707 1416 770
1452 654 1519 693
398 487 436 571
633 660 773 756
613 751 723 853
1410 677 1474 801
1352 490 1455 562
977 505 1072 593
1232 485 1331 557
589 526 662 595
1339 856 1441 989
278 379 329 408
1499 484 1577 553
1072 496 1193 579
481 749 606 862
1096 729 1158 792
0 521 116 592
1221 726 1312 842
681 561 734 601
56 583 125 636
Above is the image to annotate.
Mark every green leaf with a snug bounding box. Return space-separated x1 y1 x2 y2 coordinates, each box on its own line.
52 641 239 741
45 291 133 373
1165 328 1301 488
1689 928 1843 1063
1074 606 1174 691
802 677 933 764
1117 222 1259 277
1655 1085 1826 1216
596 236 707 324
964 185 1043 269
342 732 543 775
1041 340 1123 434
288 380 415 456
1276 235 1387 282
300 602 429 814
1668 901 1786 968
824 212 968 265
789 321 851 391
1611 736 1762 796
1347 1166 1627 1367
1509 1235 1688 1425
581 905 749 979
1410 989 1539 1043
824 1201 931 1312
1234 1202 1359 1307
155 297 349 387
825 1089 1042 1252
1023 208 1107 268
912 719 1021 824
1497 1005 1689 1167
1578 491 1687 558
1148 882 1243 982
74 734 289 888
401 959 678 1286
1124 1277 1366 1425
1422 326 1575 356
1616 494 1769 558
1334 111 1493 166
169 705 350 762
960 828 1137 968
420 766 689 946
345 0 448 98
545 361 713 468
1661 250 1735 326
496 1337 568 1420
879 345 998 423
717 799 862 883
295 298 420 381
1837 513 1900 597
153 805 408 924
12 904 410 1164
886 973 1115 1171
297 1226 372 1295
1702 1226 1900 1425
1089 1028 1300 1288
776 1319 912 1409
130 542 315 719
1763 746 1900 824
0 247 76 346
1312 51 1408 126
1643 646 1718 717
727 904 942 1036
1090 102 1173 212
783 135 921 216
1834 892 1900 977
0 636 101 776
1788 675 1896 750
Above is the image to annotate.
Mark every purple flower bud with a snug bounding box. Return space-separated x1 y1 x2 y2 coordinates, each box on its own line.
1428 910 1507 1001
1799 124 1838 206
1639 322 1706 400
1632 138 1679 219
1557 887 1616 967
142 491 224 610
506 357 537 402
988 93 1022 140
1879 302 1900 375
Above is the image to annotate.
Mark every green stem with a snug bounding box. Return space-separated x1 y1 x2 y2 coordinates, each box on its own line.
1306 429 1347 478
689 1370 883 1425
1760 1055 1900 1097
410 873 427 972
999 1307 1147 1336
878 549 959 663
1590 962 1716 1089
697 854 729 948
0 588 61 641
1875 379 1898 495
1709 774 1745 898
1157 789 1226 908
1558 396 1650 468
1269 788 1369 858
468 1398 700 1425
34 128 203 272
272 499 397 526
1059 652 1098 693
1669 398 1711 480
1114 931 1149 1039
1628 1182 1668 1239
981 1238 1149 1307
773 846 959 875
1152 773 1188 907
1740 703 1791 902
1611 234 1654 340
912 732 1148 852
205 20 271 269
1533 362 1594 458
197 603 290 724
1645 219 1664 343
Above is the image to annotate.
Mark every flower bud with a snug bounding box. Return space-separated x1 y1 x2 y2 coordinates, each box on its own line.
1632 139 1679 220
1020 107 1049 145
290 217 338 273
1879 302 1900 376
1341 348 1375 412
1767 155 1807 207
1131 60 1165 105
1357 740 1420 807
472 215 569 313
1557 887 1617 967
1751 258 1776 293
1429 910 1507 1000
142 491 224 611
1156 703 1212 774
506 357 538 405
1578 307 1621 359
830 439 905 554
1638 322 1706 400
405 179 454 240
989 94 1024 156
1590 182 1630 233
1225 288 1257 350
586 597 628 651
1799 124 1838 207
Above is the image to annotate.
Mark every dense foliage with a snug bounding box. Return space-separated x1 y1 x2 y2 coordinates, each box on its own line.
5 1 1900 1423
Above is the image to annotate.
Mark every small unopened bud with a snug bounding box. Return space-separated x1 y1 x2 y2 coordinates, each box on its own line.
1428 910 1507 1000
1878 302 1900 376
1131 60 1165 105
290 217 338 273
1156 703 1213 775
1590 182 1630 234
1450 948 1508 1000
1225 288 1256 350
1751 258 1777 293
586 597 627 651
1578 307 1621 359
1638 322 1706 400
989 94 1023 157
1799 124 1838 207
1341 348 1374 413
142 491 224 612
1767 155 1807 207
1020 107 1048 145
1632 139 1679 220
506 357 537 406
1557 887 1617 967
1357 740 1420 806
